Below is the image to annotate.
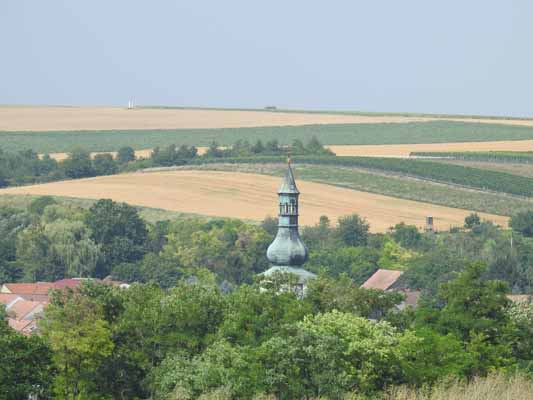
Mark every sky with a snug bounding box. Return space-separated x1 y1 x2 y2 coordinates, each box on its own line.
1 1 533 116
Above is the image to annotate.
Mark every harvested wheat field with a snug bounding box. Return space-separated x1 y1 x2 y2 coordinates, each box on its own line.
0 106 433 132
3 106 533 132
328 140 533 157
0 170 508 232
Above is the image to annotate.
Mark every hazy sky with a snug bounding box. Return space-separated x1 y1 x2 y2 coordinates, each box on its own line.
2 1 533 116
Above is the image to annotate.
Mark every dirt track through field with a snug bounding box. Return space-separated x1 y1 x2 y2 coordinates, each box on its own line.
0 170 508 232
328 140 533 157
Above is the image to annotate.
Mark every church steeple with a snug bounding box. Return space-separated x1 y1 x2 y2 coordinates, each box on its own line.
266 159 308 266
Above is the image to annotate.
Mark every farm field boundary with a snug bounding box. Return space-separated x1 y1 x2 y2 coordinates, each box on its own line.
188 156 533 198
329 140 533 157
181 163 533 217
0 170 509 232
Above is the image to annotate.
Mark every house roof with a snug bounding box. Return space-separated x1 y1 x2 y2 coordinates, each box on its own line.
6 300 45 320
8 318 37 334
361 269 403 291
53 278 85 289
2 282 54 296
0 293 22 307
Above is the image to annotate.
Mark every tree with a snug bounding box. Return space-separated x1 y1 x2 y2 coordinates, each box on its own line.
62 148 96 179
510 210 533 237
85 200 148 274
251 140 265 154
260 216 278 236
465 213 481 229
152 341 258 399
16 224 65 282
218 283 311 346
335 214 369 247
163 219 270 284
392 222 422 248
117 146 136 164
305 135 334 155
306 246 380 282
415 262 514 376
301 215 334 251
291 139 306 155
264 140 280 154
305 275 404 319
44 219 101 277
92 153 118 176
258 311 416 398
28 195 57 215
40 292 114 399
0 326 53 400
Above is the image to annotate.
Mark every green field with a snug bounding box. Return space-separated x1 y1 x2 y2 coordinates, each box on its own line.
412 150 533 163
433 160 533 178
179 163 533 217
4 121 533 153
191 155 533 198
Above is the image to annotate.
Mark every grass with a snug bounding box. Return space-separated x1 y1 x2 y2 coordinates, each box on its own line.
380 373 533 400
184 163 533 217
5 121 533 153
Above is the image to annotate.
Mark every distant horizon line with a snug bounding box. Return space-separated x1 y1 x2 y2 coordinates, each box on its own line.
1 103 532 121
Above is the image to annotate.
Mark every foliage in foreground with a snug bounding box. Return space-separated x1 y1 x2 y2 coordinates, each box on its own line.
9 263 526 400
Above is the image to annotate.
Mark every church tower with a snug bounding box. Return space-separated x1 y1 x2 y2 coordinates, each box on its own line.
263 159 315 291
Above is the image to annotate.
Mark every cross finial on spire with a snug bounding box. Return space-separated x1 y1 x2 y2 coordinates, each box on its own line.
287 149 292 166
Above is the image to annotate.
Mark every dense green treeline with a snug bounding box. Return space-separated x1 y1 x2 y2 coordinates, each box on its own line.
3 121 533 153
0 137 330 188
3 198 533 293
412 151 533 164
2 263 532 399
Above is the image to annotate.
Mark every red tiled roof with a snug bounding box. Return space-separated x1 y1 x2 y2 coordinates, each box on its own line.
53 279 85 289
8 318 37 334
3 282 54 296
6 300 44 320
0 293 22 306
8 318 34 331
361 269 403 291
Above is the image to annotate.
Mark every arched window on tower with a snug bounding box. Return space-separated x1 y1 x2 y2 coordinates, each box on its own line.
290 198 296 214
